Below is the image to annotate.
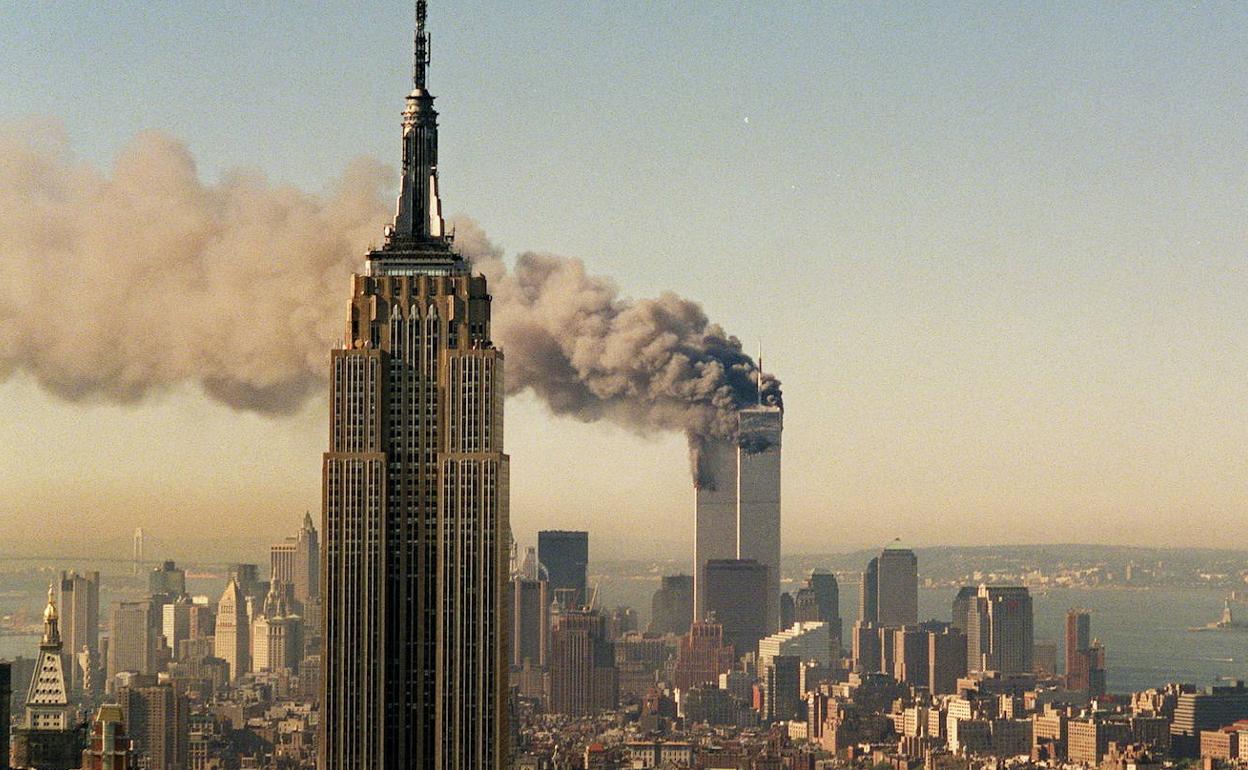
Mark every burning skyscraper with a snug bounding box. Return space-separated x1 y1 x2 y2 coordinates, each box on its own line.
693 404 783 633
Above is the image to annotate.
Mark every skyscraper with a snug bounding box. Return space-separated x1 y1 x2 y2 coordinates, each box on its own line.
795 570 841 651
892 627 929 687
0 661 10 770
670 621 735 691
251 583 302 674
928 627 968 695
966 585 1033 675
649 574 694 636
875 541 918 627
736 405 783 631
762 655 802 723
851 621 881 673
806 570 840 626
148 561 185 600
510 574 549 668
1065 608 1106 696
860 558 879 625
24 588 71 731
161 596 192 662
693 407 783 630
694 437 737 622
59 570 100 695
702 558 769 658
758 622 838 674
270 512 320 609
227 564 263 607
12 588 82 770
107 601 158 684
548 609 616 717
213 579 249 682
951 585 977 631
537 530 589 608
1065 608 1091 691
116 683 188 770
321 4 509 768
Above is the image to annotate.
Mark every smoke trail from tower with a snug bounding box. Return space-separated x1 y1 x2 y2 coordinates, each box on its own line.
0 123 780 476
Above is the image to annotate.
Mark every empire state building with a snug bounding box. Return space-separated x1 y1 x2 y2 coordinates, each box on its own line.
320 3 509 769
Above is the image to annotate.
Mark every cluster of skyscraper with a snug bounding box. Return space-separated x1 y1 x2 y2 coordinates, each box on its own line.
504 525 852 732
0 513 323 770
850 545 1040 694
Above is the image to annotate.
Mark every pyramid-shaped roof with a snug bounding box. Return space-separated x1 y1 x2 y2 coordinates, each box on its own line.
26 648 68 706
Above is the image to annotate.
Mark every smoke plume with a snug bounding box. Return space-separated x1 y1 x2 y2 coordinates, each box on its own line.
0 122 780 475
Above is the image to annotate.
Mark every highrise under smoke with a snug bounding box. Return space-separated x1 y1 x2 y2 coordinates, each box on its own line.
0 122 780 474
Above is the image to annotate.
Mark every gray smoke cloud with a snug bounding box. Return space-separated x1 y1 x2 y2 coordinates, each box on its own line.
0 123 780 476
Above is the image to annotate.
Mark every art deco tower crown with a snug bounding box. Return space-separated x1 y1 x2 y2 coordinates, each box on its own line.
373 0 462 275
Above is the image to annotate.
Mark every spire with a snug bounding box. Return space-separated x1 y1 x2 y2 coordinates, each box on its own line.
303 510 315 531
41 583 61 649
389 0 447 246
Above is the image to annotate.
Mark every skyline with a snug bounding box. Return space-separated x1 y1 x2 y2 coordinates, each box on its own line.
3 3 1248 556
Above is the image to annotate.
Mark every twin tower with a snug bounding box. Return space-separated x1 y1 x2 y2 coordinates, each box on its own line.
693 405 784 632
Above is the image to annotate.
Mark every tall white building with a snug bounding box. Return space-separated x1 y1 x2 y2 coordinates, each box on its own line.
214 579 249 681
162 596 192 661
693 405 783 631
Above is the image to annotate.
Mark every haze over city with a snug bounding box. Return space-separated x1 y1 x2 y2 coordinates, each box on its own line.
3 2 1248 559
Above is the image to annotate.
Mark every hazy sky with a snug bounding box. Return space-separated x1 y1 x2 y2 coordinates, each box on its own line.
2 2 1247 560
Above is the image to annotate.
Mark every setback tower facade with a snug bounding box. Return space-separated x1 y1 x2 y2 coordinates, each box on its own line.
320 4 509 769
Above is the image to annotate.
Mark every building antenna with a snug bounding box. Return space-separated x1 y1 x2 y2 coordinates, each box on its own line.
414 0 430 89
757 341 764 405
132 527 144 576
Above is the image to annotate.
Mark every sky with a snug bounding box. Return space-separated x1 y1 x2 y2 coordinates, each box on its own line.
1 2 1247 561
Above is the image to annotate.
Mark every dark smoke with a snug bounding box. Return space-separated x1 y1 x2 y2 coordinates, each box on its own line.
0 123 780 476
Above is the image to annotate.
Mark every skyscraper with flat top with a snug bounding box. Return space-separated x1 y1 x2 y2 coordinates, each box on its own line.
702 558 769 658
967 585 1033 675
148 561 185 600
321 4 509 768
736 405 782 631
59 570 99 695
693 406 783 631
650 575 694 636
860 558 879 625
1065 608 1091 691
538 530 589 609
860 541 918 627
